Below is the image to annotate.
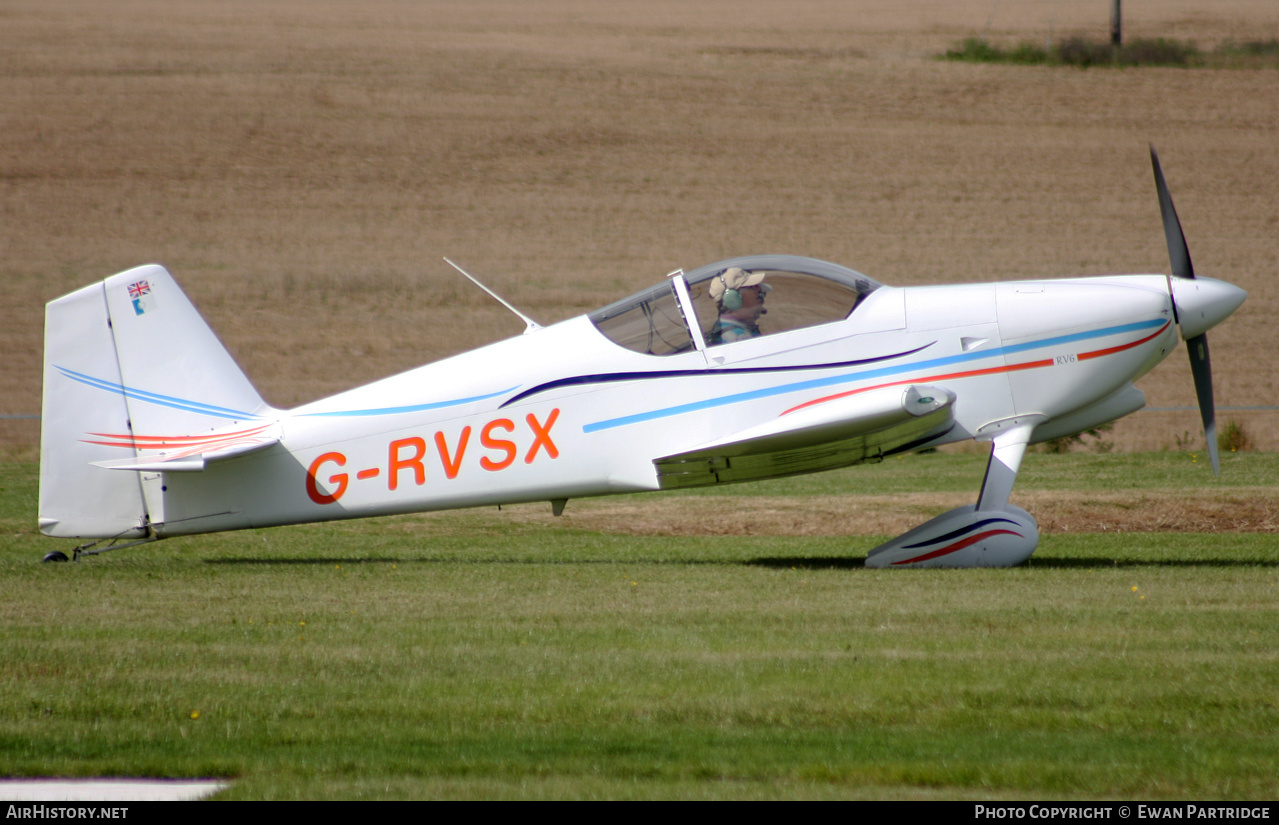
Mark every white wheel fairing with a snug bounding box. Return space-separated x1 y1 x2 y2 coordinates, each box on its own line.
865 504 1039 568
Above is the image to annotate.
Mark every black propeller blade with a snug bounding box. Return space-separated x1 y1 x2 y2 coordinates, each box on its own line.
1151 145 1194 282
1187 334 1218 473
1150 145 1219 474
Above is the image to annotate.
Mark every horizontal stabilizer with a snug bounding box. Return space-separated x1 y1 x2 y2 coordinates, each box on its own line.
655 385 954 488
91 422 282 472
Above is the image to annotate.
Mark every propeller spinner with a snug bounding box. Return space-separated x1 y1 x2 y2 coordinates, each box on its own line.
1150 146 1247 474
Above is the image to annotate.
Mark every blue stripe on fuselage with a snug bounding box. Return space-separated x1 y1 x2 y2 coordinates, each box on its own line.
582 319 1166 433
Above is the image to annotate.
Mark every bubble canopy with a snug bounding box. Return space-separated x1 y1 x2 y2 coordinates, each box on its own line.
589 255 884 356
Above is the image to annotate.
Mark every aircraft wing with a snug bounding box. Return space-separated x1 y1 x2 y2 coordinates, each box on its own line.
89 421 282 472
654 385 954 489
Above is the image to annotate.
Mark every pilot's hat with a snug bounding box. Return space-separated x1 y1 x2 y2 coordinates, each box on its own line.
709 267 770 301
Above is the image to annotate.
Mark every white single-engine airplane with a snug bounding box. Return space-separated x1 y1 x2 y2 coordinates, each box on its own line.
39 149 1245 566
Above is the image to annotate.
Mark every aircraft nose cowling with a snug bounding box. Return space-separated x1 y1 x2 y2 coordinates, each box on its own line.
1171 277 1247 340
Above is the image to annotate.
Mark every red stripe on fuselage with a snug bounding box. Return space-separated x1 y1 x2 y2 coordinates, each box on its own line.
782 360 1052 416
783 322 1171 417
1076 323 1169 361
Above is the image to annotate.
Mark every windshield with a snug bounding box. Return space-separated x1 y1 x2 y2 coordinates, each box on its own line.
589 255 882 355
588 279 696 356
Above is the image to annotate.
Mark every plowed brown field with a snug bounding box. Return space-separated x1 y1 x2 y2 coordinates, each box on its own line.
4 0 1277 458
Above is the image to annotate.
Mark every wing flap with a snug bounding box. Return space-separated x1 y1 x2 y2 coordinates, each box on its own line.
655 385 954 489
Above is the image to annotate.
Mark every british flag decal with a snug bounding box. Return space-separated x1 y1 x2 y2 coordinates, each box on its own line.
128 279 152 315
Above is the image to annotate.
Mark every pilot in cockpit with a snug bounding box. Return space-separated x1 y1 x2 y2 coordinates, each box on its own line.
707 267 771 345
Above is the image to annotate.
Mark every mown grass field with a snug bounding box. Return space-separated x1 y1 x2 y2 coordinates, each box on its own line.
2 454 1276 800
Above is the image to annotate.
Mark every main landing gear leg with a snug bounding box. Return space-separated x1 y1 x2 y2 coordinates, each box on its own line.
865 420 1041 568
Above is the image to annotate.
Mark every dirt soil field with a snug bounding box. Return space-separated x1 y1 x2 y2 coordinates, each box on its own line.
3 0 1277 460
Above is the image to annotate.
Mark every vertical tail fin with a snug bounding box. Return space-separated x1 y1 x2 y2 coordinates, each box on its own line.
40 265 271 538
